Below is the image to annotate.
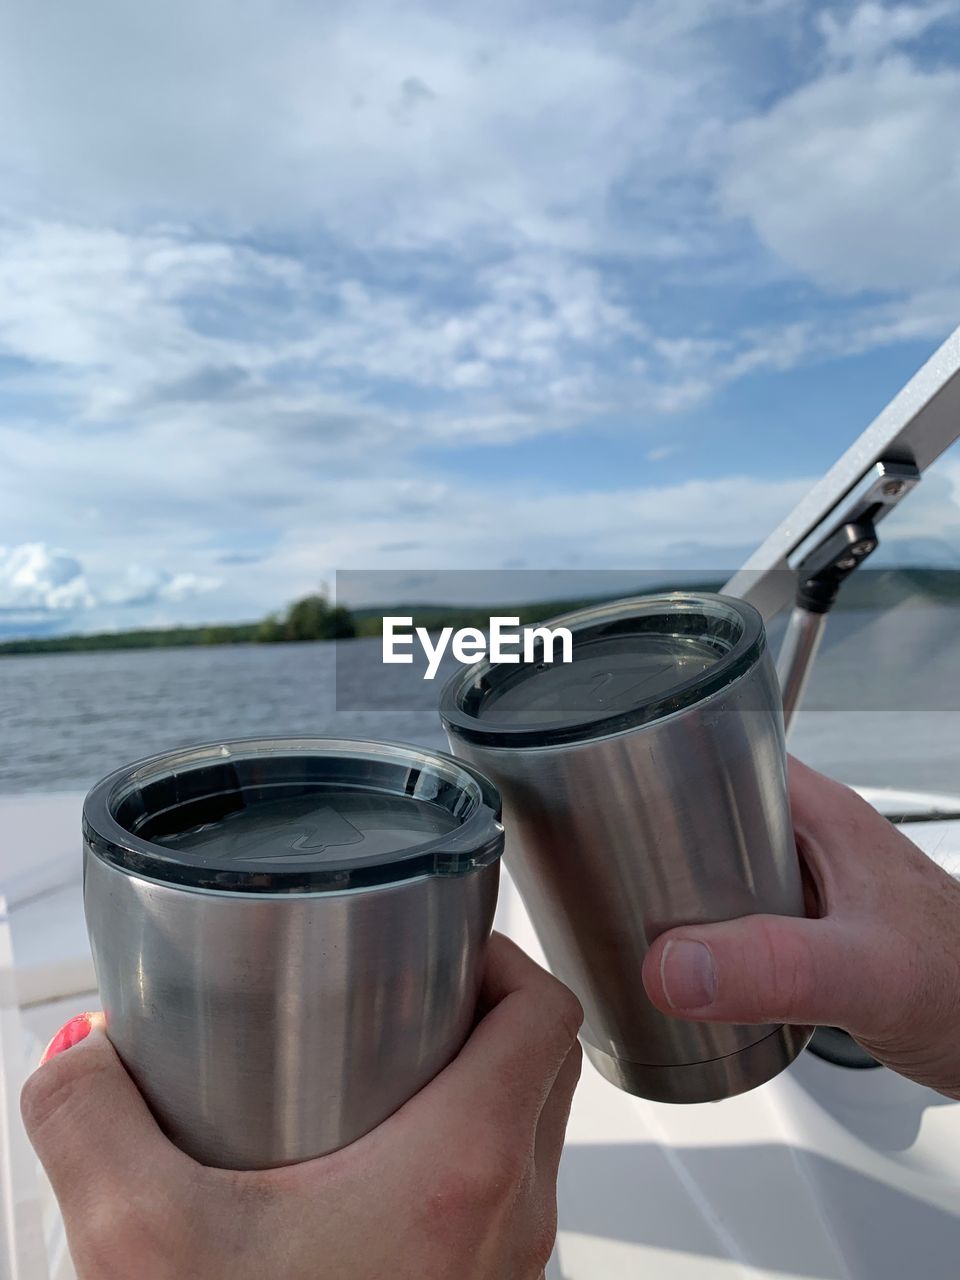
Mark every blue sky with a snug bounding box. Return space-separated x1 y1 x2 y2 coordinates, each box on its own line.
1 0 959 634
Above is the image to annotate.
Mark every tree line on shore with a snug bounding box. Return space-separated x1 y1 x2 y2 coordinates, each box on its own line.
1 568 956 657
0 594 358 655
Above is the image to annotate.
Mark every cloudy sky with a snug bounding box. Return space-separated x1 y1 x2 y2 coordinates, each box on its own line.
1 0 960 635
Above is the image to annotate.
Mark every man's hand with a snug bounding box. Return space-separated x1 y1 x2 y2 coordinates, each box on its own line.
22 933 583 1280
643 756 960 1098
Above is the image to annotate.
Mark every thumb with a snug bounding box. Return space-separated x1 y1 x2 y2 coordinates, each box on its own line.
21 1014 180 1215
642 915 901 1037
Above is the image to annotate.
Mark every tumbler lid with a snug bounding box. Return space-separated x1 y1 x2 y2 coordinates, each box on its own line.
440 593 764 749
83 738 504 893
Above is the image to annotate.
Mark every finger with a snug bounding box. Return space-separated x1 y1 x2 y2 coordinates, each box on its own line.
642 913 909 1036
786 756 859 900
788 755 941 916
22 1017 182 1215
534 1040 582 1185
474 931 572 1018
788 755 886 867
409 933 583 1133
787 753 848 805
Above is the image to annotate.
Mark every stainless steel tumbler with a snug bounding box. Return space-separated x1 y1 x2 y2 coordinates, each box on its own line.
83 737 504 1169
440 594 810 1104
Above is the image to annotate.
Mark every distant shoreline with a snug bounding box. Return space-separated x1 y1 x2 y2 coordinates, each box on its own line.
0 583 724 656
0 593 357 657
1 569 957 658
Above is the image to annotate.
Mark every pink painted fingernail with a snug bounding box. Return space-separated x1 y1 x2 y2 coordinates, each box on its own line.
39 1014 96 1067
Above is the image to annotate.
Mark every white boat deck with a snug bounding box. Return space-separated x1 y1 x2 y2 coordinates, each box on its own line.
3 791 960 1279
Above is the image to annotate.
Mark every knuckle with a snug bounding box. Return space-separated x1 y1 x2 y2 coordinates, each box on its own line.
19 1069 53 1137
70 1196 173 1280
21 1049 96 1139
754 920 817 1018
780 946 816 1016
77 1197 136 1256
541 975 584 1045
416 1170 487 1251
423 1140 527 1234
469 1145 527 1210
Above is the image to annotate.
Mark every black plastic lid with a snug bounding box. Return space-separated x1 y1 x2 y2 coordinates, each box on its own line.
83 737 504 893
440 593 765 749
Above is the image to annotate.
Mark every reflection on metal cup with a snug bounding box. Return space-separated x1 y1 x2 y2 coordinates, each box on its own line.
441 593 810 1104
83 737 504 1168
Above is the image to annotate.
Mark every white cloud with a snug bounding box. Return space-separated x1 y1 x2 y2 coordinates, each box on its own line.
210 472 822 618
722 52 960 293
5 208 944 496
300 252 644 397
1 3 959 635
0 545 94 612
0 221 646 445
0 222 294 415
872 457 960 562
0 209 954 636
0 0 722 258
99 565 221 608
231 459 960 599
817 2 954 65
3 469 821 633
0 543 219 629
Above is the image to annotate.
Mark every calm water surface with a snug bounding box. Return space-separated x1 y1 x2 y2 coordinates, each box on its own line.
0 609 957 796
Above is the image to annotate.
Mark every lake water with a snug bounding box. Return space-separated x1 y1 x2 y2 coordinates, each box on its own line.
0 607 958 797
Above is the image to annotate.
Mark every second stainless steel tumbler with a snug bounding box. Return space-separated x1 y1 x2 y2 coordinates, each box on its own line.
83 737 504 1169
441 593 810 1104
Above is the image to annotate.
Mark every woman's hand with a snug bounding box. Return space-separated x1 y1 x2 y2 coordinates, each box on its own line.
643 756 960 1098
22 933 582 1280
